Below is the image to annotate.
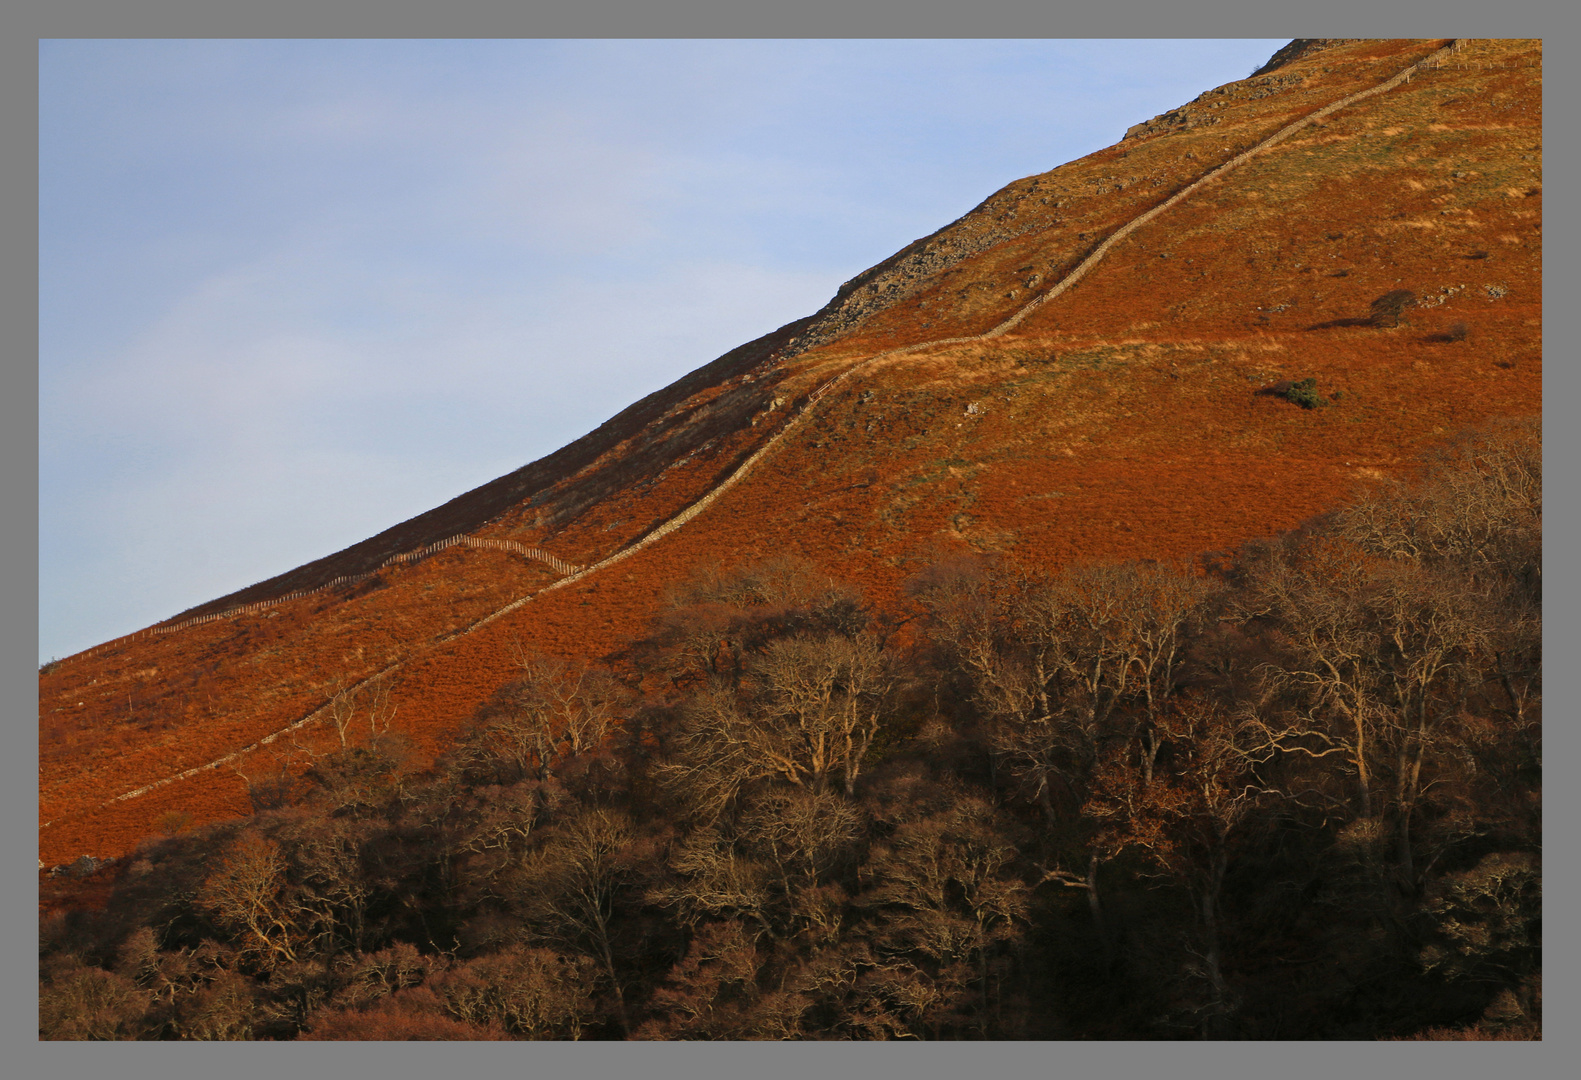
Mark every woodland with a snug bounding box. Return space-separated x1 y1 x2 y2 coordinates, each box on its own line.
39 417 1540 1041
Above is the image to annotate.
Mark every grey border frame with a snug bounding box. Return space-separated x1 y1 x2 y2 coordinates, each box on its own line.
11 1 1564 1077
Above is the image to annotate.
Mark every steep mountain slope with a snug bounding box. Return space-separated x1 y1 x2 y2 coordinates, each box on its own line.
40 38 1540 868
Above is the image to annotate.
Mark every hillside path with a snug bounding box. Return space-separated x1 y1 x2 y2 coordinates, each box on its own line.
50 39 1461 826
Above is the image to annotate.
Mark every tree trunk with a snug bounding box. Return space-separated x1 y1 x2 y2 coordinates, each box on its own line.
1037 777 1057 826
1495 651 1528 725
1394 700 1431 894
978 945 991 1038
1080 853 1104 936
1199 854 1230 1039
596 930 630 1037
1140 727 1159 786
1352 709 1373 819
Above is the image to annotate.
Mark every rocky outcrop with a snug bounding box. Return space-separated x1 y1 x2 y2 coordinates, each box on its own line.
1123 70 1310 142
788 40 1341 359
1249 38 1361 78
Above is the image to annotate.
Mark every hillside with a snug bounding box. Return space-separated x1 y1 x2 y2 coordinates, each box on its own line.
41 37 1540 870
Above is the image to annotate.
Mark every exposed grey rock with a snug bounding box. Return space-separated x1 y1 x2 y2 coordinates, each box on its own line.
1250 39 1362 78
784 39 1338 362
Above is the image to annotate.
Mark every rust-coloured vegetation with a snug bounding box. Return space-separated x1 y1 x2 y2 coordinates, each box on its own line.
41 38 1540 1041
40 421 1540 1039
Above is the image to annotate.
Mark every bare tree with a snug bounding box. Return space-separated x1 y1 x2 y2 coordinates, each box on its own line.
464 652 623 785
646 826 778 940
1335 416 1539 576
276 815 378 956
649 556 872 691
1245 539 1387 818
325 677 398 750
1334 417 1541 733
636 920 768 1039
651 787 865 944
661 633 896 816
1365 562 1486 887
741 787 865 897
1249 510 1496 893
231 743 304 812
508 807 644 1036
857 793 1029 1037
196 832 304 969
39 959 153 1041
754 633 896 798
922 560 1210 819
435 945 597 1040
1084 698 1291 1037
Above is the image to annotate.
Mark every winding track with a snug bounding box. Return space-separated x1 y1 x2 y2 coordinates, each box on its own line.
50 40 1460 823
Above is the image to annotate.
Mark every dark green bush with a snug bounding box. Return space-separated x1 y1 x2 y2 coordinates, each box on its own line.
1284 378 1326 409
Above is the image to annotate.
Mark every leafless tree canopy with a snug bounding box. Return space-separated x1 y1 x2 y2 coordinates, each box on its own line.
43 422 1539 1041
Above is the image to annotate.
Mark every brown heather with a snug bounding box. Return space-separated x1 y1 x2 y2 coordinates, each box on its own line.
40 39 1539 1042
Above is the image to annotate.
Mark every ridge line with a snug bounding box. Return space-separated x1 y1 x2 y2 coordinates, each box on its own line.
52 40 1459 825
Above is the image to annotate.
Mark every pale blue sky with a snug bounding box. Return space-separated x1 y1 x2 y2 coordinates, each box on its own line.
39 38 1287 662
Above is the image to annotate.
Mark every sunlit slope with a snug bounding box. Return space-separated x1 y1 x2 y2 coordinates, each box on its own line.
41 38 1539 866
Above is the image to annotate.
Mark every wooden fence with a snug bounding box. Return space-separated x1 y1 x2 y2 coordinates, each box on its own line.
51 38 1482 818
47 39 1479 675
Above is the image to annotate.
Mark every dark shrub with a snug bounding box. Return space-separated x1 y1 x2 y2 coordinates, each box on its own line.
1426 322 1469 344
39 960 151 1040
1283 378 1326 409
1371 289 1418 327
301 987 509 1040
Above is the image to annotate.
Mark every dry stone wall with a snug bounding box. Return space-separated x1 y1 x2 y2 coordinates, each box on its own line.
56 39 1466 816
55 535 579 666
